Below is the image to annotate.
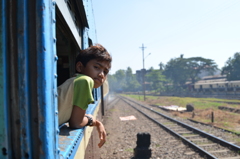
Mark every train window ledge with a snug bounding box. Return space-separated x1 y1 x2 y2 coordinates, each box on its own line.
58 100 100 158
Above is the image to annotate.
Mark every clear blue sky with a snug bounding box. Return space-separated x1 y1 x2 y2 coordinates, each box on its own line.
92 0 240 74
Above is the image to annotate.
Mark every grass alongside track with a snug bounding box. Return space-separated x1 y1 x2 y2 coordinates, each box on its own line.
122 94 240 109
121 94 240 134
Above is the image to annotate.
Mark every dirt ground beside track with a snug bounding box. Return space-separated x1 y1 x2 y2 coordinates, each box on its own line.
100 98 146 159
99 97 201 159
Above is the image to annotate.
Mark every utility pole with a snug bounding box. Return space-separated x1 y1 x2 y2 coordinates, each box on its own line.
139 44 146 101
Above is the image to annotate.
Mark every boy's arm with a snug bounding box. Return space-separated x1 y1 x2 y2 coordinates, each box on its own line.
69 105 88 128
69 105 106 148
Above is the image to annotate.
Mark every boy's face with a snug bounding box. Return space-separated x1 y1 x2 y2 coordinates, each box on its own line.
77 59 111 88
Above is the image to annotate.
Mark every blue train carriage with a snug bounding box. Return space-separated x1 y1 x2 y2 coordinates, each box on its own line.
0 0 108 158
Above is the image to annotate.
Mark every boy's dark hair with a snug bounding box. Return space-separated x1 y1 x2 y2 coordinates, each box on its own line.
75 44 112 72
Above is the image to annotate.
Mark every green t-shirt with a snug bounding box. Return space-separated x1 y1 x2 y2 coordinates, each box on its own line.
58 74 94 125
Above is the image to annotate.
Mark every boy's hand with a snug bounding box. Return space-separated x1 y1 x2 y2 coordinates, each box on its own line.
95 120 106 148
85 114 93 118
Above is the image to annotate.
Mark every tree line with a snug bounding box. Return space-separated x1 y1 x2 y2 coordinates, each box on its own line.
108 52 240 93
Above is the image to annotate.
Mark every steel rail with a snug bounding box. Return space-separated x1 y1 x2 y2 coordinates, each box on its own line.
120 96 240 159
122 96 240 152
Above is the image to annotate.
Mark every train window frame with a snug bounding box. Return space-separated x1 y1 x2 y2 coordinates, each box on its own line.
55 1 101 158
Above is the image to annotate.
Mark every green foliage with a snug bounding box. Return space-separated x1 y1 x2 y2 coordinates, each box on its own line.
159 62 164 71
107 74 118 92
186 57 218 84
163 57 189 86
108 67 141 92
115 69 125 82
145 69 166 93
221 52 240 80
163 55 218 86
123 67 141 92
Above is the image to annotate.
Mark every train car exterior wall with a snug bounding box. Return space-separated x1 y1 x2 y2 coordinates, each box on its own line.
0 0 104 158
1 1 58 158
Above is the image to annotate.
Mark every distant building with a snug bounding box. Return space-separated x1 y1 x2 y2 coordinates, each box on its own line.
136 69 152 91
136 69 147 84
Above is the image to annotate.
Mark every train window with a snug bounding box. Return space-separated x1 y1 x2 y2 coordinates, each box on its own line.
56 14 78 86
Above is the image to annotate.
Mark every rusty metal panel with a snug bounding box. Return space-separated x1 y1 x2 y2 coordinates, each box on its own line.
36 0 58 158
7 0 21 158
17 0 32 157
4 0 58 158
0 1 9 158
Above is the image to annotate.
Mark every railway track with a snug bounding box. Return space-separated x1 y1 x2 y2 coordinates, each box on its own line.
120 96 240 159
